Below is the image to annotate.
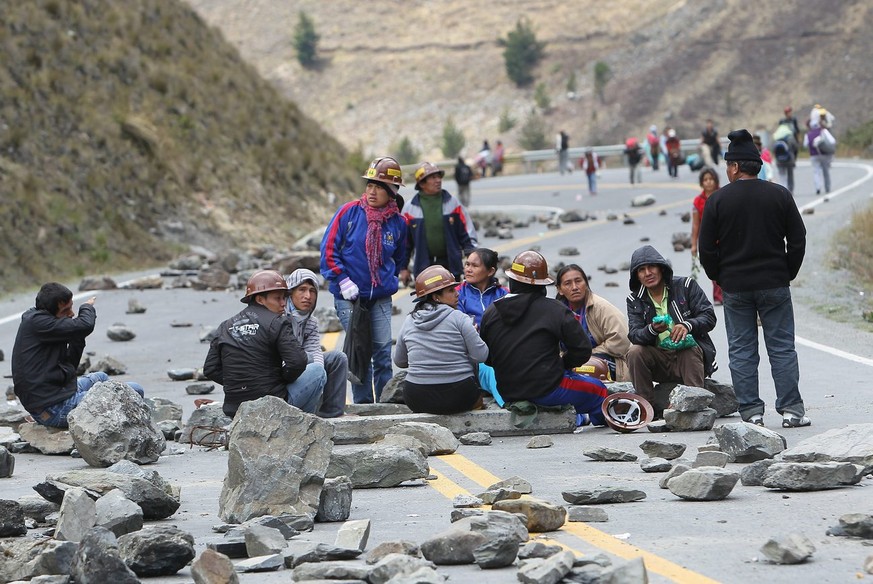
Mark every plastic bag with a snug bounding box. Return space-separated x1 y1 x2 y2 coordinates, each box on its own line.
342 299 372 385
653 314 698 351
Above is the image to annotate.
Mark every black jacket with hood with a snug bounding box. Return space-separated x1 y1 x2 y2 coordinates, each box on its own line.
626 246 718 377
479 291 591 402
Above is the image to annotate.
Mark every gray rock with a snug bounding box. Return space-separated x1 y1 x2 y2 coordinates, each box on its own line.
314 306 343 333
335 519 371 551
761 461 863 491
327 444 428 488
630 194 656 207
640 457 672 472
703 379 739 417
598 556 648 583
383 565 444 584
55 488 97 542
760 533 815 564
178 403 232 446
866 554 873 575
668 385 714 412
420 529 487 564
281 541 362 568
647 420 669 433
562 487 647 505
491 497 566 532
95 489 143 537
693 451 730 468
487 475 532 494
191 549 239 584
219 396 333 522
17 424 74 455
459 432 492 446
0 499 27 537
518 550 575 584
473 533 519 568
518 541 563 559
291 559 368 580
377 434 429 458
365 541 420 565
125 299 147 315
567 506 609 523
70 527 139 584
194 267 231 290
740 459 778 486
781 423 873 473
712 422 787 462
827 513 873 539
0 445 15 478
663 408 717 431
17 495 59 524
67 381 165 467
558 246 580 256
452 510 529 545
0 406 29 429
78 276 117 291
477 488 522 505
87 356 128 375
563 564 604 583
452 494 483 508
117 525 195 576
527 435 554 449
167 368 197 381
234 554 284 573
205 537 247 559
106 325 136 342
157 420 181 440
639 439 686 460
229 515 300 541
379 372 407 404
185 383 215 395
25 575 72 584
244 524 286 557
369 553 437 584
0 539 77 582
583 446 638 462
450 508 484 522
317 476 353 522
659 463 691 489
44 468 179 520
387 422 459 455
667 468 740 501
148 397 183 423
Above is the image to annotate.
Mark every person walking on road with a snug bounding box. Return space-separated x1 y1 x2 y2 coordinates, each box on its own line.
700 119 721 167
624 138 643 185
646 125 661 171
665 129 682 179
804 119 836 195
579 148 602 195
556 130 571 175
401 161 477 281
320 157 408 404
454 156 474 208
698 129 810 428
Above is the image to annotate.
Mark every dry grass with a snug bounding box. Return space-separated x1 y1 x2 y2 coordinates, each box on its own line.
834 203 873 289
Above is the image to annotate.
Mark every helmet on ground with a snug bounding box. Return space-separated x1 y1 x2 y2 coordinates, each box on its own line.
601 392 655 433
363 157 404 195
241 270 288 303
414 162 445 189
574 357 612 381
505 251 554 285
413 265 456 299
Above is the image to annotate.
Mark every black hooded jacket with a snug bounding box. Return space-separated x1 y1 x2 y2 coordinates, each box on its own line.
479 291 591 402
626 246 718 376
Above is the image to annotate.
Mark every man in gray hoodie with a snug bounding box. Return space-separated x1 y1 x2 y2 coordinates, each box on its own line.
285 269 348 418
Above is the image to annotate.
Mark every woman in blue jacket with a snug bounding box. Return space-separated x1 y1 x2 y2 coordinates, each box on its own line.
321 157 408 404
457 248 507 328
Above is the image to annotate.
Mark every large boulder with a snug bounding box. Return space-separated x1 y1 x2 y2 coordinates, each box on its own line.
17 423 75 455
219 396 334 523
327 444 428 488
667 468 740 501
712 422 787 462
67 381 165 467
178 403 232 446
0 538 77 582
117 525 195 577
780 423 873 474
70 527 139 584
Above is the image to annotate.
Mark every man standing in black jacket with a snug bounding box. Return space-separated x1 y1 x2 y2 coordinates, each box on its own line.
12 283 144 428
204 270 314 418
699 129 809 429
479 251 606 426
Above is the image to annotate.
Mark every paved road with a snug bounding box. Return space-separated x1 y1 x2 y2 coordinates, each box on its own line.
2 160 872 583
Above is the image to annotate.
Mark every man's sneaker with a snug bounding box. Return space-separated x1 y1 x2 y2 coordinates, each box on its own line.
748 415 764 427
576 413 591 427
782 414 811 428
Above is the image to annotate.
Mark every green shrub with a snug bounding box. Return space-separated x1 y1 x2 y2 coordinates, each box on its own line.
441 117 466 159
293 11 319 68
498 108 517 133
498 18 545 87
594 61 612 104
842 118 873 152
518 111 549 150
393 136 420 165
534 83 551 112
566 71 577 95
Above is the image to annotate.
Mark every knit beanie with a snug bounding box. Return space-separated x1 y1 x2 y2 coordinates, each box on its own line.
724 129 762 163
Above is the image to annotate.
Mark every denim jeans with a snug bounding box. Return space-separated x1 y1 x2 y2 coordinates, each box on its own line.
286 362 326 414
318 351 348 418
586 172 597 194
722 287 804 420
335 296 394 404
810 154 832 193
34 372 145 428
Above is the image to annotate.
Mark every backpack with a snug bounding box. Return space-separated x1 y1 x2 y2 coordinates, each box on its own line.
773 140 793 163
815 132 836 155
455 164 472 185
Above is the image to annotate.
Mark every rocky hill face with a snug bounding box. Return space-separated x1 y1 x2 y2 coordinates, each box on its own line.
185 0 873 158
0 0 359 293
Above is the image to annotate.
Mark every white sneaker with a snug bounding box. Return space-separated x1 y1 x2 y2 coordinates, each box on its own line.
747 415 764 427
782 414 811 428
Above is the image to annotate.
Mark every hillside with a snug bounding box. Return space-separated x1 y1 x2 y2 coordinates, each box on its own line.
0 0 359 293
185 0 873 159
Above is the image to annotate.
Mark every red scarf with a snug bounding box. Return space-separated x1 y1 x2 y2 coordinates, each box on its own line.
361 194 399 287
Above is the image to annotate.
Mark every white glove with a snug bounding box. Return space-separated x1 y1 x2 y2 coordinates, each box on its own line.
339 277 359 301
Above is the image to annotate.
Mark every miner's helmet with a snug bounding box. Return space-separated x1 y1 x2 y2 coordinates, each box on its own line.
504 250 554 285
363 156 404 196
241 270 288 304
574 356 612 381
412 265 456 300
414 161 445 190
601 392 655 433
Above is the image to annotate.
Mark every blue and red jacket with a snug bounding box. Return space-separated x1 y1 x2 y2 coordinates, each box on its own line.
320 200 408 301
457 280 508 327
402 190 478 278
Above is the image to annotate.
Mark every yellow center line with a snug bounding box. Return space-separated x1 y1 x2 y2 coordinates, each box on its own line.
432 453 720 584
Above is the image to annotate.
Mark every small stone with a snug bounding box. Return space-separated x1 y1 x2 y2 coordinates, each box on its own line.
640 457 672 472
167 369 197 381
487 475 532 494
106 324 136 342
517 541 563 560
459 432 491 446
452 494 483 508
527 435 553 449
562 487 646 505
667 468 739 501
192 549 239 583
567 506 608 522
760 533 815 564
583 446 637 462
125 299 147 314
186 382 216 395
659 463 691 489
693 451 730 468
639 439 686 460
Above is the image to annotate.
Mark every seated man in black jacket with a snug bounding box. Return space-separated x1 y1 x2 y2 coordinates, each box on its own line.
204 270 316 418
12 283 145 428
479 251 607 426
626 245 717 406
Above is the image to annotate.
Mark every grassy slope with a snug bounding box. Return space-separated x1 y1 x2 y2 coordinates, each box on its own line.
0 0 359 293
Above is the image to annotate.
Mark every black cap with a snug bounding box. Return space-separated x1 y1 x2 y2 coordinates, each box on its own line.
724 129 762 163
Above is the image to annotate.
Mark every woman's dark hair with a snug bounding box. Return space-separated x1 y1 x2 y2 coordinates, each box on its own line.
554 264 589 303
35 282 73 315
698 167 720 188
468 248 499 272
